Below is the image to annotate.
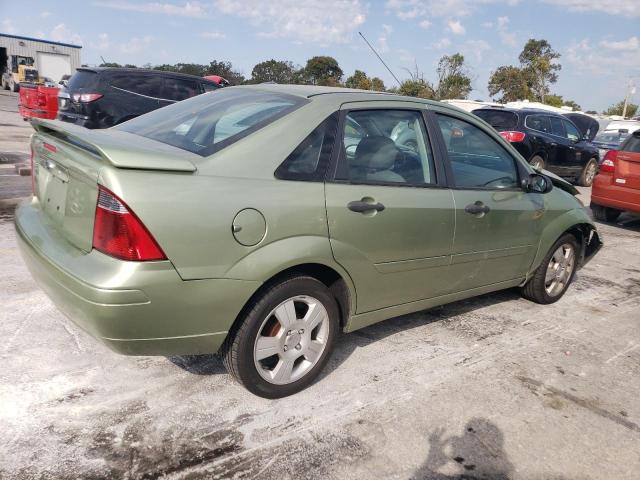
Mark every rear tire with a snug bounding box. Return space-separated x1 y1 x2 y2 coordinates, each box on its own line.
579 158 598 187
221 275 339 398
521 233 579 304
529 155 545 170
591 203 621 223
1 77 7 90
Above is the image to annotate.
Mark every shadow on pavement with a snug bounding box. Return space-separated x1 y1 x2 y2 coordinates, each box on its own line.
169 288 519 380
412 418 514 480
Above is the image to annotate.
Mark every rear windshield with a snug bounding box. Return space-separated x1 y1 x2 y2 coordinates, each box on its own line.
474 109 518 130
116 89 306 156
67 70 99 90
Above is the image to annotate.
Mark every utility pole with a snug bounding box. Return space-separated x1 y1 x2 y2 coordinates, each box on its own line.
622 79 636 118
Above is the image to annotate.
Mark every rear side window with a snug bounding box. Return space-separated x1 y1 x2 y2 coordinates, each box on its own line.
550 117 565 137
68 70 99 90
116 89 306 156
275 114 337 181
525 114 551 133
110 74 163 97
473 109 518 130
623 134 640 153
163 77 201 101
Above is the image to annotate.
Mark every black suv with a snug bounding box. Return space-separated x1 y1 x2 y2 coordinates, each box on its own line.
474 107 600 186
58 68 220 129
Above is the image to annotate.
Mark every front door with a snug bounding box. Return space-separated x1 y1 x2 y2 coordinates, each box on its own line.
432 112 543 292
325 105 455 313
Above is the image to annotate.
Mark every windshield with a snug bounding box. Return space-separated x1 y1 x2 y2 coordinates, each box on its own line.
473 109 518 130
116 89 306 156
594 131 627 145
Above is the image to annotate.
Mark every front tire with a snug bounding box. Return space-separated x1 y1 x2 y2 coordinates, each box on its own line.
521 234 578 304
222 275 339 398
9 79 19 93
579 158 598 187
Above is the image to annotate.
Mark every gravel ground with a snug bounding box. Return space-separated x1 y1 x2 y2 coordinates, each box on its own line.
1 96 639 480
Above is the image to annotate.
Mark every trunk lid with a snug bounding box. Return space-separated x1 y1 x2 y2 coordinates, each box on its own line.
30 119 197 252
616 134 640 190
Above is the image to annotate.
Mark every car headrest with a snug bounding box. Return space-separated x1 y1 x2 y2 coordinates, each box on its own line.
353 136 399 170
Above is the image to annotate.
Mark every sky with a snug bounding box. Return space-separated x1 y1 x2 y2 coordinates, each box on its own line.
1 0 638 112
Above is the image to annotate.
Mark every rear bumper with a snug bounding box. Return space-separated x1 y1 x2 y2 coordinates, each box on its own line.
14 199 259 355
592 177 640 214
19 104 57 120
57 111 94 128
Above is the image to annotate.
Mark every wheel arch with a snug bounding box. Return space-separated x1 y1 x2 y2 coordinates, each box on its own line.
529 208 598 277
225 262 355 347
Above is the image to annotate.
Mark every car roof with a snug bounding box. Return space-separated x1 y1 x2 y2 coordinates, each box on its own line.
77 67 215 83
474 106 568 116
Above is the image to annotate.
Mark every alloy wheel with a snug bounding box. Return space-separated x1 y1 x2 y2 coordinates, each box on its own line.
544 243 575 297
253 295 330 385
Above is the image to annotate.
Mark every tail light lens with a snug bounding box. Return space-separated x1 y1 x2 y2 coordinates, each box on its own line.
499 131 526 142
600 150 617 174
92 186 167 261
72 93 103 103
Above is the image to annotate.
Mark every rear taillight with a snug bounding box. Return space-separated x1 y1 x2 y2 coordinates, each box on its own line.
499 131 526 142
72 93 103 103
92 186 167 261
30 146 35 194
600 150 617 174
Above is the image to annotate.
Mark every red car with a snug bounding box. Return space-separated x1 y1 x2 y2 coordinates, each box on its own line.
18 83 59 120
591 130 640 221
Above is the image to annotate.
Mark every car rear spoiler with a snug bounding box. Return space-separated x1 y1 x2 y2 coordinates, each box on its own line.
30 118 197 173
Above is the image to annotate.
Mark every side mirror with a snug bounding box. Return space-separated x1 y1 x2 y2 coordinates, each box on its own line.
525 173 553 193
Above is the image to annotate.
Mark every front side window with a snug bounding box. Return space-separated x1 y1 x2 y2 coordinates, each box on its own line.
116 89 306 156
436 114 519 190
563 119 581 142
338 109 435 186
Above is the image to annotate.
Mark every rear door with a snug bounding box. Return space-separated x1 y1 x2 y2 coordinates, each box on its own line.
432 110 543 292
616 134 640 190
524 114 560 165
548 116 572 175
325 103 455 313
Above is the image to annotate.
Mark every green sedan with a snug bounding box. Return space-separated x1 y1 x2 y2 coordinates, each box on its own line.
15 85 602 398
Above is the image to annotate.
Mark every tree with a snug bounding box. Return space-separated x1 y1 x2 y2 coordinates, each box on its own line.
604 100 638 118
518 39 561 103
250 59 300 84
488 65 531 103
434 53 472 100
99 62 123 68
205 60 245 85
303 56 343 86
371 77 385 91
544 94 564 108
563 100 581 111
345 70 372 90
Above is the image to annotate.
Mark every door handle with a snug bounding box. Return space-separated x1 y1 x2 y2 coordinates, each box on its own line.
465 201 490 216
347 200 385 213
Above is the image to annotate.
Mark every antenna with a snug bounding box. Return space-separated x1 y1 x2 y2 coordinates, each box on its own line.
358 31 402 87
